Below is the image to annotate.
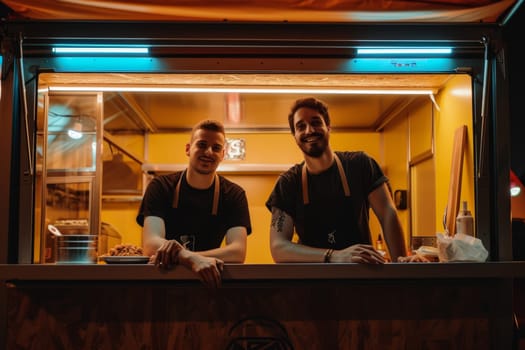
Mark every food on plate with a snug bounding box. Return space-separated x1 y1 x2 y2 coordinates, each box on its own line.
414 245 440 262
102 243 145 257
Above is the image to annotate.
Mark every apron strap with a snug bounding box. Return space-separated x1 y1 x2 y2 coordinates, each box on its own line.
172 170 185 209
302 153 351 205
301 164 309 205
334 154 351 197
173 170 220 216
211 174 220 216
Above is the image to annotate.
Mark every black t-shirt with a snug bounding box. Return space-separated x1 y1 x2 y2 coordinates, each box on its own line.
265 151 387 247
137 172 252 251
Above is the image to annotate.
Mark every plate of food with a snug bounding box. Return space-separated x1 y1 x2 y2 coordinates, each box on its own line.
100 255 150 264
99 243 150 264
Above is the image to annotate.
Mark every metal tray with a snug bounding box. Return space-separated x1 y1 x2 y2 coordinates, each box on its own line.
100 256 150 264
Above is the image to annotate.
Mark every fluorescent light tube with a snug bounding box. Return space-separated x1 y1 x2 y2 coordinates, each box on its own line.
47 86 436 95
357 48 452 55
52 47 149 54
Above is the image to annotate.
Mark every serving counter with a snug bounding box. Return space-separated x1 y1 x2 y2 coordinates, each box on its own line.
1 262 524 349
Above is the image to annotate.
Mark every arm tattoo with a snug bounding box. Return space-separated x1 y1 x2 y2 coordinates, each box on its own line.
271 208 286 232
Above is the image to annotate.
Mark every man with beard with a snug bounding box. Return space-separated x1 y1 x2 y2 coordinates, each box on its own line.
265 97 426 264
137 119 252 287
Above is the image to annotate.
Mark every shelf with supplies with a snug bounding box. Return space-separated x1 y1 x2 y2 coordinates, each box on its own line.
142 163 292 176
102 194 143 203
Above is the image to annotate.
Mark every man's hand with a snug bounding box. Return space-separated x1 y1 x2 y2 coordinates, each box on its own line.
151 239 225 288
185 253 225 289
331 244 386 264
397 254 431 263
153 239 182 268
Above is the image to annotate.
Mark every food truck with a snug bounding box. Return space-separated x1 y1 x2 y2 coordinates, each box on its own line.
1 1 524 349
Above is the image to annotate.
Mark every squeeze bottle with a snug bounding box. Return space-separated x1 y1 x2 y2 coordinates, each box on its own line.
456 201 474 235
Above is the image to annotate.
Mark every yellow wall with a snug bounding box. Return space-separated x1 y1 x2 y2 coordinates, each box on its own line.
383 109 410 249
408 100 437 240
371 74 475 250
434 75 475 234
100 201 143 248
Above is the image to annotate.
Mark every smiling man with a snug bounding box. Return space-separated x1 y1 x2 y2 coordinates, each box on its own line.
265 97 426 264
137 119 252 287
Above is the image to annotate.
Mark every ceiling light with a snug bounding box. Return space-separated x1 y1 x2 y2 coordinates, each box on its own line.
47 86 436 95
357 47 452 55
52 47 149 54
226 93 241 123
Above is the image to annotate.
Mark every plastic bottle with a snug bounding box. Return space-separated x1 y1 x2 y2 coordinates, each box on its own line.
456 201 474 235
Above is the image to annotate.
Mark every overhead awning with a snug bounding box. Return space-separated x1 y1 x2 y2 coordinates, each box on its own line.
0 0 521 24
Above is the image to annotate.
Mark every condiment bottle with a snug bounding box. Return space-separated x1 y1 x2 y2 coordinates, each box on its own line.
456 201 474 235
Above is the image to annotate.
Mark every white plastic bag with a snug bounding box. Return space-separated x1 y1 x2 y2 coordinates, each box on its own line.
436 233 489 262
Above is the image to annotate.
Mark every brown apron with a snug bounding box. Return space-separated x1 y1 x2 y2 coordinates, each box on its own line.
301 153 350 204
172 170 220 215
169 170 221 250
298 153 360 249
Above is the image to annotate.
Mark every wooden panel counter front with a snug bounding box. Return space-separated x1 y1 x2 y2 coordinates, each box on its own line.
1 262 524 350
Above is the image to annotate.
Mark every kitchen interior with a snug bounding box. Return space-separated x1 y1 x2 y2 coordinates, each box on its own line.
34 72 475 264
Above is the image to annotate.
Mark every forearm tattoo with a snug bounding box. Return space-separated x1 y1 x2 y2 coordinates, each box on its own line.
271 208 286 232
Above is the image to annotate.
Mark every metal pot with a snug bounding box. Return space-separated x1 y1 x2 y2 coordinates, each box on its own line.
55 234 98 264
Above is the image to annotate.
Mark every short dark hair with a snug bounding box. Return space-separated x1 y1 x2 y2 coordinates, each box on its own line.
191 119 225 139
287 97 330 134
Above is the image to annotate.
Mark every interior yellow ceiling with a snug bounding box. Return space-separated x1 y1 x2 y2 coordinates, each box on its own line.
39 73 454 133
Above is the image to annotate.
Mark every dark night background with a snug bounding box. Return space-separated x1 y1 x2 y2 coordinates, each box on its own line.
505 5 525 186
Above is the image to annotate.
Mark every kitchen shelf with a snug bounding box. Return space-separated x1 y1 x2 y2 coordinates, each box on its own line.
142 163 292 175
102 195 143 203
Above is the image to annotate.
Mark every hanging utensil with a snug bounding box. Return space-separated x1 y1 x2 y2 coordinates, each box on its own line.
48 224 63 237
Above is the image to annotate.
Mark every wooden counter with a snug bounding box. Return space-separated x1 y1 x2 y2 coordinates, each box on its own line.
1 262 524 349
2 261 525 281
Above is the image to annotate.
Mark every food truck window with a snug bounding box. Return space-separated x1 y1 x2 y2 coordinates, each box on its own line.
32 73 475 263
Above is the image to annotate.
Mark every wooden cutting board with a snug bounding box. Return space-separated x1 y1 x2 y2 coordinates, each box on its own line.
445 125 467 236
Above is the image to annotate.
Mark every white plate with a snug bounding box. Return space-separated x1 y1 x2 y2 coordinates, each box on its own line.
100 256 150 264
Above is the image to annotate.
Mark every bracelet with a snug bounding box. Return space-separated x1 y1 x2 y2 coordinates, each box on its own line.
323 249 334 263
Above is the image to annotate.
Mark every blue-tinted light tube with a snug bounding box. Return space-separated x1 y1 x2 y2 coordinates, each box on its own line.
52 47 149 54
357 48 452 55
